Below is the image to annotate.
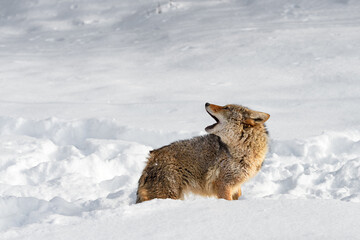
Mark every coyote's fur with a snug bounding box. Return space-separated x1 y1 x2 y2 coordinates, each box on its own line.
136 103 270 203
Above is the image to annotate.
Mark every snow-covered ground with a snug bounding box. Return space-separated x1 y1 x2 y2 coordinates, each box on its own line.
1 0 360 239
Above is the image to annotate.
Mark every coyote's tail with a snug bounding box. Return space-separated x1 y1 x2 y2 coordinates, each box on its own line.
136 173 148 203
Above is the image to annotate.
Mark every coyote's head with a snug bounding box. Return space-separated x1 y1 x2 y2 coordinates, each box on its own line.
205 103 270 143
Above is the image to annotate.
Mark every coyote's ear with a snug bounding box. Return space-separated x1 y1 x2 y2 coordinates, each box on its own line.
244 111 270 126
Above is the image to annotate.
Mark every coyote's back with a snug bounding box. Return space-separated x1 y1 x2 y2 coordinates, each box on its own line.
136 103 269 203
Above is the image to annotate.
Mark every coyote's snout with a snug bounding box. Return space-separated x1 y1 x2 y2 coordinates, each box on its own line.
136 103 270 203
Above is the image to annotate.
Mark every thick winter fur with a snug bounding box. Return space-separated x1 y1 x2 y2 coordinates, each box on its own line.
136 103 270 203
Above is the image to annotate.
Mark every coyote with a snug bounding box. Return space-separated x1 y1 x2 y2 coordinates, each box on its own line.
136 103 270 203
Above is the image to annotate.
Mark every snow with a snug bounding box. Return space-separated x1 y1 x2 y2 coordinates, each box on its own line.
1 0 360 239
3 199 360 240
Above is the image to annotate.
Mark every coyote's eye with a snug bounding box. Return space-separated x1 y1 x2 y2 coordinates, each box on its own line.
223 106 230 110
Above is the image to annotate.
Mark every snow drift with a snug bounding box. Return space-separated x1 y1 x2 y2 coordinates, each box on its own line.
1 117 359 233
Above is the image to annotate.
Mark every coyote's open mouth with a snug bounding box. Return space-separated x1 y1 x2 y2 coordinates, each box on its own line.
205 109 220 131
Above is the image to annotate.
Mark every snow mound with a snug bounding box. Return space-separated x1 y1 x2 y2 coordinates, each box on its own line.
0 117 359 232
0 117 193 231
247 131 360 202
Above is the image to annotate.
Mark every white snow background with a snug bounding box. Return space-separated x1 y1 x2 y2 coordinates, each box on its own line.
1 0 360 239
